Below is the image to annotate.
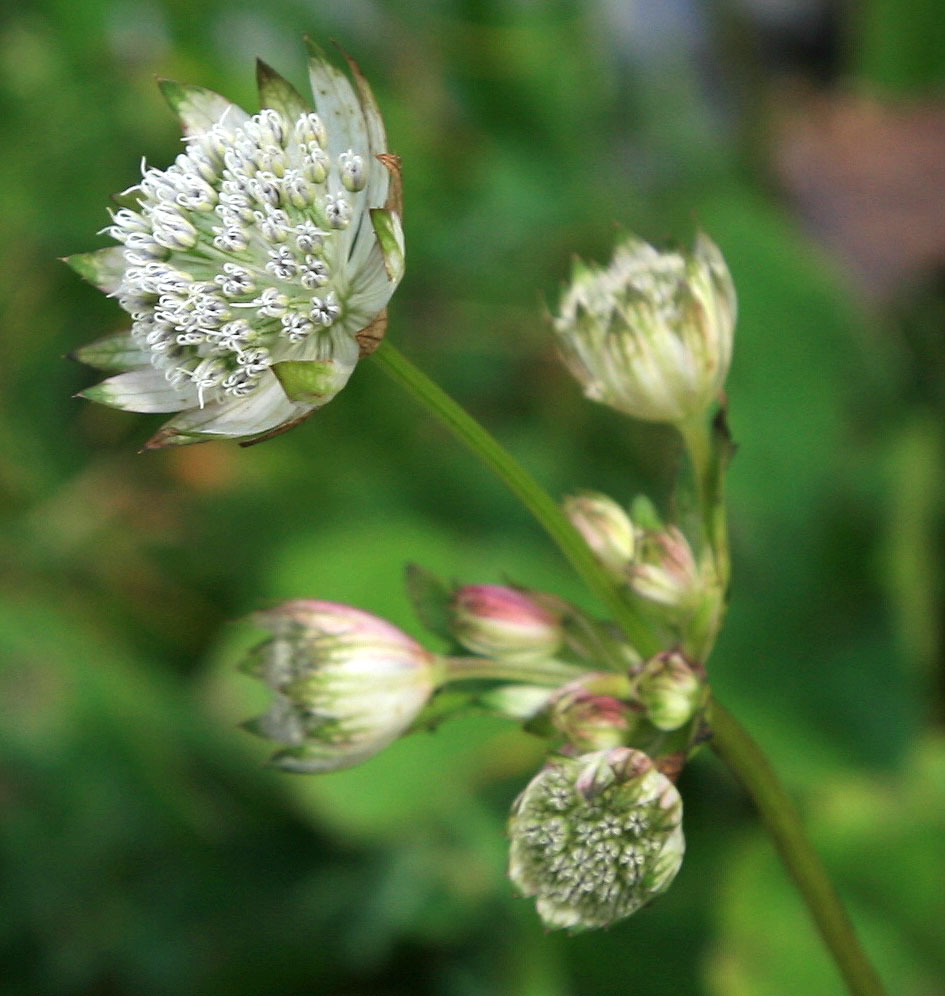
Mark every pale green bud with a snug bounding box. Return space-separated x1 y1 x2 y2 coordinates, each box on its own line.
563 491 635 580
241 600 440 773
554 233 736 425
508 748 685 931
67 42 405 448
637 651 707 731
450 585 564 665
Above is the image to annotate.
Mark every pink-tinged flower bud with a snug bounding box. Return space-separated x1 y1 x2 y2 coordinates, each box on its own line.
450 585 564 664
563 491 635 580
630 525 701 611
508 748 685 931
241 600 440 773
637 651 707 731
548 672 636 752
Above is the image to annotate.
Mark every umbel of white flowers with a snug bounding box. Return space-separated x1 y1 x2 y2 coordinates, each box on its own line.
553 233 735 426
67 40 405 447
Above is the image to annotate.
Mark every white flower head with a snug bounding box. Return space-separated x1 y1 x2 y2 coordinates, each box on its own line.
67 41 405 448
554 233 735 425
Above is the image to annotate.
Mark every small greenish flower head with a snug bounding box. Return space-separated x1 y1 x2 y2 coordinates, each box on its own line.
554 233 735 425
637 651 707 732
242 600 439 773
67 41 405 447
508 747 685 931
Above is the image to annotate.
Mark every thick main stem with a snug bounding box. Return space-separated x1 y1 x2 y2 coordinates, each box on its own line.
709 699 887 996
372 340 886 996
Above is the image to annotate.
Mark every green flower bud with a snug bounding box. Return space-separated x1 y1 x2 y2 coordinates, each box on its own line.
554 233 735 425
67 41 405 448
450 585 564 665
508 748 685 931
241 600 440 773
563 491 635 580
637 651 707 731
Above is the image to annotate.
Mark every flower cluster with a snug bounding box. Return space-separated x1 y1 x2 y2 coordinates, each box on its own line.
241 574 711 931
73 41 739 933
232 228 736 932
507 749 684 931
68 42 404 447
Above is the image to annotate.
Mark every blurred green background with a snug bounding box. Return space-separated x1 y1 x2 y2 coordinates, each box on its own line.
2 0 944 993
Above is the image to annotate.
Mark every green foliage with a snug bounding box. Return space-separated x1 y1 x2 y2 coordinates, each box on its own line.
1 0 943 992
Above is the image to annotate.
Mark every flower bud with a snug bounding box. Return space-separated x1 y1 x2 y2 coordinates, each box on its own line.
548 673 635 752
563 491 635 580
630 525 701 611
554 233 736 425
450 585 564 664
508 748 685 931
241 600 440 773
637 651 707 731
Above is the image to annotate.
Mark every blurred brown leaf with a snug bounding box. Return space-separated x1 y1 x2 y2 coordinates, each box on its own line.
772 89 945 299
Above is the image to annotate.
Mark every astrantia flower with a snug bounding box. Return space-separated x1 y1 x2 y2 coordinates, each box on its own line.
67 40 405 447
508 747 685 931
242 600 441 773
554 233 735 426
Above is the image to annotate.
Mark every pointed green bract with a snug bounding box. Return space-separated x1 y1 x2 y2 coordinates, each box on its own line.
271 360 346 403
256 59 311 120
404 564 455 643
304 37 369 162
370 209 405 282
157 78 249 135
337 45 388 158
81 370 192 413
71 332 150 371
64 247 127 295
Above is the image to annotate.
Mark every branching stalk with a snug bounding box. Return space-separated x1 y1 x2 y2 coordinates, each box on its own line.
372 339 887 996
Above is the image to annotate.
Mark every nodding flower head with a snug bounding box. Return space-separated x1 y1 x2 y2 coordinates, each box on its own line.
554 233 735 426
241 601 439 773
507 747 685 931
67 40 405 448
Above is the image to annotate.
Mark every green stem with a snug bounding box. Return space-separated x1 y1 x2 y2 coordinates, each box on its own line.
709 698 887 996
373 340 661 658
373 340 886 996
442 656 585 687
679 416 730 589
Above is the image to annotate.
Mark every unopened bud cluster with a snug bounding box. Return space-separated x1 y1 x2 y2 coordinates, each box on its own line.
68 44 404 447
238 547 713 931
